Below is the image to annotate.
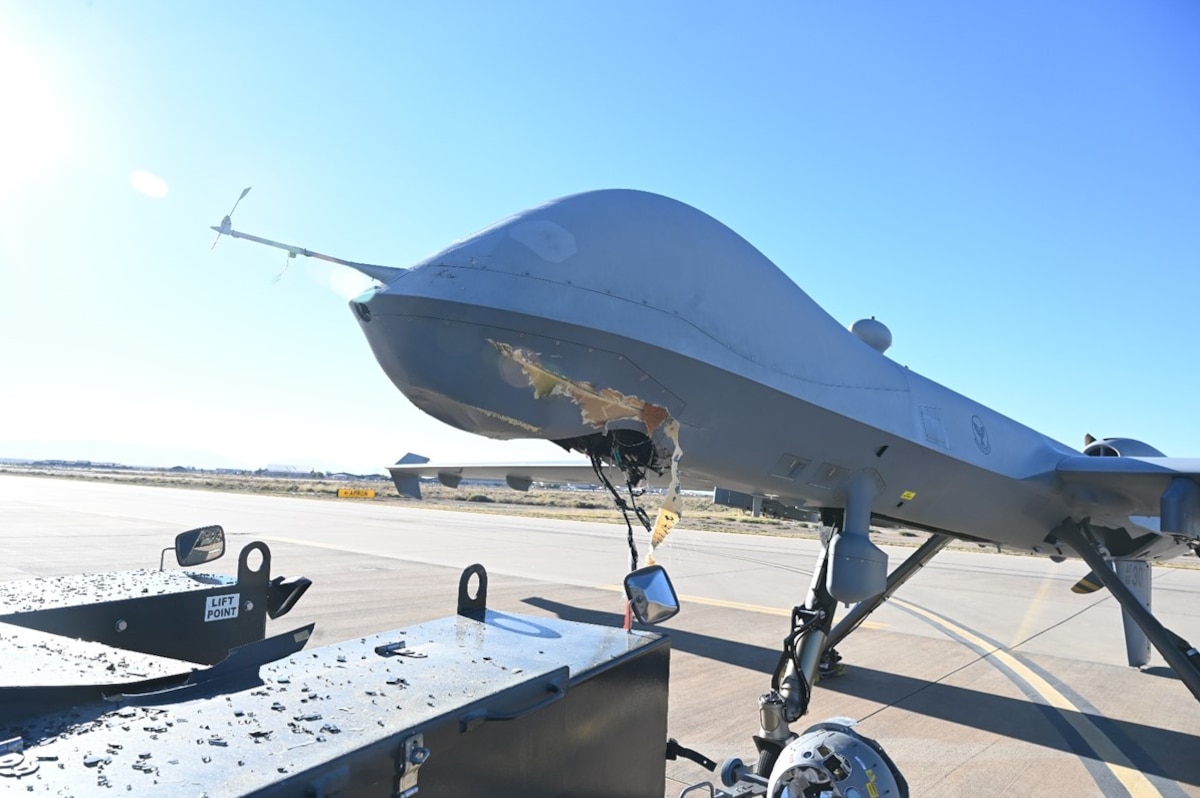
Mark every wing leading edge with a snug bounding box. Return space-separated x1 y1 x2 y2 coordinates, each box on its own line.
386 454 719 499
1055 456 1200 538
388 459 600 497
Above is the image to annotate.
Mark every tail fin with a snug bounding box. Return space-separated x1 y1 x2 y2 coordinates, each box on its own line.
390 453 430 499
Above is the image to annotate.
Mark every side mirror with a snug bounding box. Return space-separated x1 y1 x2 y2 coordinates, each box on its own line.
174 525 226 567
623 564 680 625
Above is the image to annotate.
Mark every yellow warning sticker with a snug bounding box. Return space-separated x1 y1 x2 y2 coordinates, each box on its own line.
900 490 916 501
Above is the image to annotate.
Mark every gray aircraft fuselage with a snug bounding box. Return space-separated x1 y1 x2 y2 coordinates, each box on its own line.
349 189 1187 563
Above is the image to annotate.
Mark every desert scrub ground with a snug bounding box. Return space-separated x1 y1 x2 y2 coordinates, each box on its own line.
0 464 817 536
4 464 1197 567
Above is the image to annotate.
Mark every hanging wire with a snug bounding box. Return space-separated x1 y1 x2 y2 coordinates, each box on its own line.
272 252 294 284
589 448 652 571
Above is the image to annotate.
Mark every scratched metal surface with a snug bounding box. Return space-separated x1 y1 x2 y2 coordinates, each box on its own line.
0 569 233 614
0 622 194 688
1 610 659 794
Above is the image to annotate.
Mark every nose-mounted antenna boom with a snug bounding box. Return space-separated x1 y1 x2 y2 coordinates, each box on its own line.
209 188 404 284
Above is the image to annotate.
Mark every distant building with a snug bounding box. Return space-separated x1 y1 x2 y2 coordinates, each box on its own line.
262 465 310 477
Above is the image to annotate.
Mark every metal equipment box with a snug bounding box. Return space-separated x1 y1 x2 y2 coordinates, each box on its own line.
0 542 282 666
2 593 670 795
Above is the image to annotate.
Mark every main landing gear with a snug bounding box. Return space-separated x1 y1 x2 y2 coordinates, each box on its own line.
717 512 1200 794
753 507 952 781
1052 518 1200 704
760 513 1200 771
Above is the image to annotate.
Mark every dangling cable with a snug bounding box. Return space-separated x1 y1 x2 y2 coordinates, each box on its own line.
624 481 653 531
273 251 294 284
589 449 651 571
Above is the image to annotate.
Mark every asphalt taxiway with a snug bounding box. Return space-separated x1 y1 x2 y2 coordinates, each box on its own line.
2 474 1198 796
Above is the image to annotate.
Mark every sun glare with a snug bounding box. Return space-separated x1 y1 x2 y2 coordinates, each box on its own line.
0 38 70 196
304 261 375 300
129 169 169 199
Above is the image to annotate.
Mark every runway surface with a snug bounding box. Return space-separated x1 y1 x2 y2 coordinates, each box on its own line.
2 473 1198 796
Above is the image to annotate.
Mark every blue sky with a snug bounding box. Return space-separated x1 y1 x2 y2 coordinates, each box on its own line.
1 2 1197 472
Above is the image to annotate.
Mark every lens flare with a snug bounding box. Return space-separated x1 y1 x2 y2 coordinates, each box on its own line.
129 169 169 199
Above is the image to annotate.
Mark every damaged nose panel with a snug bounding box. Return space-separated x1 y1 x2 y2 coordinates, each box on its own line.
354 304 683 443
491 341 672 435
492 340 687 563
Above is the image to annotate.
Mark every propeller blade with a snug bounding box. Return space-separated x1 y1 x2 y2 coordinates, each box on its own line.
1071 570 1104 594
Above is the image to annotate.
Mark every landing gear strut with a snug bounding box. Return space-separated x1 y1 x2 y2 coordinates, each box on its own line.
770 513 842 727
770 479 892 724
821 532 953 668
770 526 953 723
1054 518 1200 704
755 516 949 781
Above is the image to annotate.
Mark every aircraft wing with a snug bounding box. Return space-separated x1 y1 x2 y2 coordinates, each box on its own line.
387 458 660 499
1055 456 1200 534
386 455 715 498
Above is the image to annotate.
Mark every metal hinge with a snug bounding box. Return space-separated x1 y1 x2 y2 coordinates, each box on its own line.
394 733 431 798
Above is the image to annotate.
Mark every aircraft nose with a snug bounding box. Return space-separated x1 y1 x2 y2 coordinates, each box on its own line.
350 299 372 323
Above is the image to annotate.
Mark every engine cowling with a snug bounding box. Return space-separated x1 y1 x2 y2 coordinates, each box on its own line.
1082 437 1166 458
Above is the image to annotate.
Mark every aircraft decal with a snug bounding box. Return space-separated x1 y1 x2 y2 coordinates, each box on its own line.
971 415 991 454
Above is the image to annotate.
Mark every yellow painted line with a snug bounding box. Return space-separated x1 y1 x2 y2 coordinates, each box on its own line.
254 539 885 633
255 540 881 628
597 585 885 629
892 597 1160 798
1010 567 1058 649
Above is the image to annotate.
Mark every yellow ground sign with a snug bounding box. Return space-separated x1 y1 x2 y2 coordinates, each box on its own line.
337 487 376 499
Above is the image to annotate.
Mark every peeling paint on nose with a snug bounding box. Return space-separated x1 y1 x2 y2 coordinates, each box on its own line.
648 419 683 564
491 341 670 435
491 339 686 561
